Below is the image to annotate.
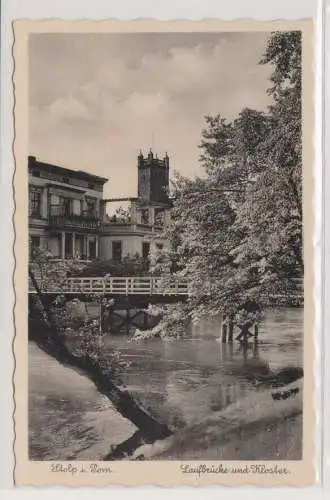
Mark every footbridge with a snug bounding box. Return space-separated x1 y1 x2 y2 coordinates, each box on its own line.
28 274 303 303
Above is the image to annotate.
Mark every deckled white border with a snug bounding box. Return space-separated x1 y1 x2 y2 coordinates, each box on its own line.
0 0 325 496
323 0 330 492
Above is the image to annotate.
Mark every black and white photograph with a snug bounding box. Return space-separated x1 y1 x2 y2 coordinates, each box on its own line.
21 21 313 481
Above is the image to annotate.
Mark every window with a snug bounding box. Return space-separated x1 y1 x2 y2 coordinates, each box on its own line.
72 199 81 215
57 196 72 216
49 193 66 216
112 241 122 262
88 237 97 260
142 242 150 260
29 186 42 217
156 243 164 251
29 235 40 258
50 193 59 205
155 208 165 226
140 209 149 225
85 197 97 217
65 233 73 258
75 234 85 259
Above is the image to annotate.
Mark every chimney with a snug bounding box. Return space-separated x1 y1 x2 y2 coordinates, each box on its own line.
28 155 37 167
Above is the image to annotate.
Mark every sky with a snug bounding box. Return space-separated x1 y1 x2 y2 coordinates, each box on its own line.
29 32 273 199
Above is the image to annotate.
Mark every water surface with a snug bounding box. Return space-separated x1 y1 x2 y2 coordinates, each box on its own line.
104 308 303 428
29 307 303 459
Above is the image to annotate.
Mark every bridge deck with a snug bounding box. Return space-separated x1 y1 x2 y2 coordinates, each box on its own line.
28 275 303 302
29 276 189 296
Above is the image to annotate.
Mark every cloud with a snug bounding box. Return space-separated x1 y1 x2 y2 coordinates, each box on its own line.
48 94 92 122
29 32 273 198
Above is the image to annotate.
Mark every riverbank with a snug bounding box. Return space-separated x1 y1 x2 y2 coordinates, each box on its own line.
132 378 303 460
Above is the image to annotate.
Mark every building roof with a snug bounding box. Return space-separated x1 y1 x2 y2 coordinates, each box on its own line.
28 156 108 184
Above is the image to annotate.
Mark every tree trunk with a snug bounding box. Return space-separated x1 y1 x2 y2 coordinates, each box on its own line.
103 430 146 460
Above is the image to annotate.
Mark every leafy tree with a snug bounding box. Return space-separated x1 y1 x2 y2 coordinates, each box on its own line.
29 248 172 459
232 31 303 286
153 31 303 331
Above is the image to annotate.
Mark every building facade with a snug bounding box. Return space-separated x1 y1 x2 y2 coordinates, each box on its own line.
28 156 107 260
28 150 172 263
100 150 172 262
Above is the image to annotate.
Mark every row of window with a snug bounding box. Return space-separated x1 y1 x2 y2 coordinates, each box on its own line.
29 188 165 227
28 186 98 218
29 234 98 260
112 241 163 262
29 237 163 264
139 208 165 225
49 196 98 218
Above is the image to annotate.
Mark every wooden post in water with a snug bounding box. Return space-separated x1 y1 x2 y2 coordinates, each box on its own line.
253 340 259 358
228 317 234 343
221 315 228 343
254 323 259 342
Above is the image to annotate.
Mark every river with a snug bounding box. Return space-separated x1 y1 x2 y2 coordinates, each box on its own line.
29 307 303 460
105 307 303 429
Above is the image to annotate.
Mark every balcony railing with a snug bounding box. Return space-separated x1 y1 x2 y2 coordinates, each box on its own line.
49 205 100 217
48 205 102 231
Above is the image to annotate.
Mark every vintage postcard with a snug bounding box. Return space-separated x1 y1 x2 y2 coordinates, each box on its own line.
13 18 315 486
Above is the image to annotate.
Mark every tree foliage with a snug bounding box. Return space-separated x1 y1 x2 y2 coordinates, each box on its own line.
154 31 303 325
73 254 149 278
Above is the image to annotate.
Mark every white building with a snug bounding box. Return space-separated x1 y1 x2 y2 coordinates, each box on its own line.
28 156 107 260
28 150 172 263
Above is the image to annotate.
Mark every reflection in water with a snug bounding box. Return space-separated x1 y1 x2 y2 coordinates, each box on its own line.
102 308 302 430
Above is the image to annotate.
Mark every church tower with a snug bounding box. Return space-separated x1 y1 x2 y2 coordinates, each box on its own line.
137 149 170 204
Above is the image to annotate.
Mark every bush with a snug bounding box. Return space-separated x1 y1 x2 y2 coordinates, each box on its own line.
71 255 150 277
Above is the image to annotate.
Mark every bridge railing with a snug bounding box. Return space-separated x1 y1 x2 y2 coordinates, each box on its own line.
29 276 190 296
28 275 303 298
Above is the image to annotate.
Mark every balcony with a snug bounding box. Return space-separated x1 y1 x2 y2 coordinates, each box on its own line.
48 205 102 232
